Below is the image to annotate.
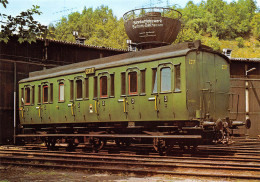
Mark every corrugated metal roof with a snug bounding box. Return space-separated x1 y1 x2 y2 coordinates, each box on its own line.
230 58 260 63
37 38 128 52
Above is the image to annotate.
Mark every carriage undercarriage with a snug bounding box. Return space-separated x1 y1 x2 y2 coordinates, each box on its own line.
17 119 240 155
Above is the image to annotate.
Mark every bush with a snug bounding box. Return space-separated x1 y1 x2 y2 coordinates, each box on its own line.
236 37 245 48
203 36 221 51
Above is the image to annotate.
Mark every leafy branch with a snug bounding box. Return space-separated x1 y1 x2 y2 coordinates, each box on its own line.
0 0 49 43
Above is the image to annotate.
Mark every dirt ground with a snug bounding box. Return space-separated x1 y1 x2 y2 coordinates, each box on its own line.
0 165 239 182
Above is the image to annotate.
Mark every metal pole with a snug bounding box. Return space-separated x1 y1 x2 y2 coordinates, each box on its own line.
14 62 16 144
245 67 256 139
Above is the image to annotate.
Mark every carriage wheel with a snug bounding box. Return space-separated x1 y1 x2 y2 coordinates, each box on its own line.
153 138 173 156
44 137 57 150
89 137 106 153
66 137 79 152
115 138 131 148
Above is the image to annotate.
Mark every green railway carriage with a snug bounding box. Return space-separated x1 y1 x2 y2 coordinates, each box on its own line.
18 41 236 153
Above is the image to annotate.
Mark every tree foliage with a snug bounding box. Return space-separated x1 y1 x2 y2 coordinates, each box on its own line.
52 1 259 50
0 0 49 43
177 0 258 40
53 5 128 49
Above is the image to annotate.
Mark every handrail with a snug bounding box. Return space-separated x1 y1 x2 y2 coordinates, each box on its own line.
123 7 182 21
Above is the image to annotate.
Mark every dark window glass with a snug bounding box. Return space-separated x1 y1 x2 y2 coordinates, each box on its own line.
121 72 126 95
129 72 138 95
152 68 157 93
100 76 108 98
85 78 89 99
76 79 83 99
70 80 74 101
32 86 35 105
38 85 41 104
25 87 30 104
50 83 53 103
94 77 97 98
110 74 114 97
59 83 65 102
141 70 145 94
175 65 181 91
43 85 48 103
161 67 171 92
21 88 24 106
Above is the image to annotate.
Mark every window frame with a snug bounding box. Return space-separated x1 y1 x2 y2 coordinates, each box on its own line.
37 85 41 105
76 79 83 100
21 87 24 106
69 80 74 101
93 76 98 99
25 86 31 105
152 68 158 94
42 85 49 104
140 69 146 95
84 77 89 99
174 63 181 92
110 73 115 97
121 72 126 96
31 86 35 105
58 82 65 102
160 66 172 93
128 71 138 95
50 83 53 103
100 75 108 98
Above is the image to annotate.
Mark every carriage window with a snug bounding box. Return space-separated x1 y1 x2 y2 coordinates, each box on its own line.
94 76 97 98
121 72 126 95
152 68 157 93
50 83 53 103
100 76 108 98
161 67 171 92
175 64 181 91
110 74 115 97
70 80 74 101
59 83 65 102
25 87 30 105
38 85 41 104
32 86 35 105
129 71 138 95
85 78 89 99
76 79 83 99
141 70 145 94
21 88 24 106
43 85 48 103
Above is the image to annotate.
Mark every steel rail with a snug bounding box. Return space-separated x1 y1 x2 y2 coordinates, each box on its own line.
1 161 260 180
16 134 202 139
1 150 260 168
2 148 260 162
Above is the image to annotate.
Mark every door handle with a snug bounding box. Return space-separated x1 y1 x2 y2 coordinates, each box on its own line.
155 95 158 111
20 107 24 118
95 100 99 114
36 106 41 117
68 103 74 115
148 96 158 111
123 99 128 113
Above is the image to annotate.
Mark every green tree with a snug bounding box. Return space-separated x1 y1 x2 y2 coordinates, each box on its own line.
0 0 49 43
53 5 128 49
251 12 260 40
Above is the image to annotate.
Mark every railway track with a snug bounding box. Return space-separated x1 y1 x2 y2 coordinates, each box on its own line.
1 138 260 180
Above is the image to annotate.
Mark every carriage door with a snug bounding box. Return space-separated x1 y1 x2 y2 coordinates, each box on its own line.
157 63 175 120
41 82 53 123
21 85 35 123
201 52 216 119
98 72 111 122
74 77 85 122
126 68 141 121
